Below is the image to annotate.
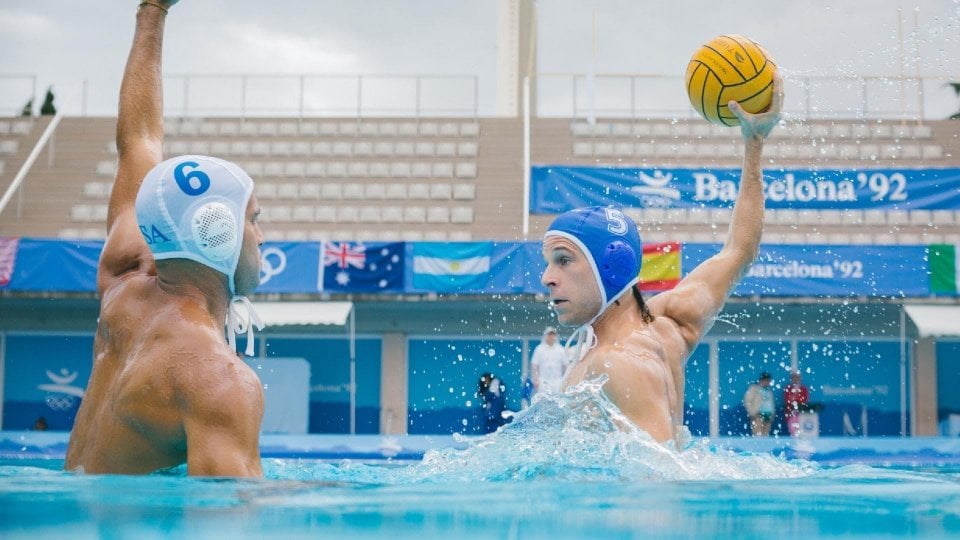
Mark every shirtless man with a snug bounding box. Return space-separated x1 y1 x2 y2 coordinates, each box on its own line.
541 76 784 445
65 0 265 476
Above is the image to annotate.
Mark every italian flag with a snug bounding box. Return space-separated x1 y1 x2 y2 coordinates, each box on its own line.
639 242 681 291
929 243 959 295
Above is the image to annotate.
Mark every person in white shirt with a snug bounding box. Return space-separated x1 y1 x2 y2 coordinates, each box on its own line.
530 327 570 395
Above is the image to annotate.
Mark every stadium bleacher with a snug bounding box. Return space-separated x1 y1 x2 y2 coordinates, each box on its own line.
0 111 957 246
1 77 958 441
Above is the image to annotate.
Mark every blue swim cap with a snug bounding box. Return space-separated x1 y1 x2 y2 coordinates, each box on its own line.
135 155 254 295
544 206 641 311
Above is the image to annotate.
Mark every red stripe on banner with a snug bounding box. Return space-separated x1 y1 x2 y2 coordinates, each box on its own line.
642 241 681 255
0 236 20 286
639 279 681 292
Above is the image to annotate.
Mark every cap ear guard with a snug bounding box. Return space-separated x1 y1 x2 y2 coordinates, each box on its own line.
190 201 239 263
600 240 637 291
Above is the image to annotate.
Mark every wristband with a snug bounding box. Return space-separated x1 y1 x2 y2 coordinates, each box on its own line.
138 1 169 14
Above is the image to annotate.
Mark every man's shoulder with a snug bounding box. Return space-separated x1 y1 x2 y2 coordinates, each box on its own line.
173 350 263 412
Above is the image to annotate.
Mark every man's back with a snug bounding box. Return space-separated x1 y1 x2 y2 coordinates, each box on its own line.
65 272 264 474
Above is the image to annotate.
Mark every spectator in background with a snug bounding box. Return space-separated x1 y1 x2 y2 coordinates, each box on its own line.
783 371 811 436
530 326 569 396
520 375 534 409
40 87 56 116
743 372 776 436
478 372 507 434
32 416 48 431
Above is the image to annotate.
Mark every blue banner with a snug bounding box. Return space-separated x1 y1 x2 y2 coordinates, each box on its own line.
257 242 322 293
0 238 100 292
684 244 930 297
531 166 960 213
0 238 943 298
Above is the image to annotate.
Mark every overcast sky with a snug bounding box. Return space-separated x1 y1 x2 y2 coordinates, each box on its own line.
0 0 958 118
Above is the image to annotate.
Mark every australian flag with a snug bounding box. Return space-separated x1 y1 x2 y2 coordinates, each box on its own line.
320 241 404 292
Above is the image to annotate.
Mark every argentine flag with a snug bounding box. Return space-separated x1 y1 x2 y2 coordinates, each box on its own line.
412 242 492 292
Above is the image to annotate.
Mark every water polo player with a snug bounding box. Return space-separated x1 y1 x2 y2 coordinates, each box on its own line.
65 0 265 477
541 74 784 445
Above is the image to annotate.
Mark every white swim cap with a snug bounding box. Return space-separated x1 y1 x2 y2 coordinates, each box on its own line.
135 155 254 295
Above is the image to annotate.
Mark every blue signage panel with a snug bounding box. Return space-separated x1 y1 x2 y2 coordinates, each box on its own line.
408 338 522 435
798 340 904 436
2 334 94 431
683 344 711 436
264 337 381 434
531 166 960 213
684 244 929 297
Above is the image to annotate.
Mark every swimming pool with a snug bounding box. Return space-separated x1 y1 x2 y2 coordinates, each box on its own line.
2 387 958 539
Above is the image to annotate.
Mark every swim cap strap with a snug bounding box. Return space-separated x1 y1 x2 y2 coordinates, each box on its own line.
564 323 598 366
226 296 264 357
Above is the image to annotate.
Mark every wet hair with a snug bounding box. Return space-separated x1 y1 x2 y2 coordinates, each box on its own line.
631 285 655 324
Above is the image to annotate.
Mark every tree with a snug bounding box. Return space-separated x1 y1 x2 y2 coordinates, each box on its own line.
949 82 960 120
40 87 56 116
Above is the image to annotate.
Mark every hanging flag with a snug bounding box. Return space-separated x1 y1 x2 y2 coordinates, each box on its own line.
929 243 958 295
639 241 681 291
0 237 19 287
412 242 492 292
320 241 404 292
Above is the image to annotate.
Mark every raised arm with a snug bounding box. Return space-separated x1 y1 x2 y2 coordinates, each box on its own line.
652 74 784 347
98 1 173 291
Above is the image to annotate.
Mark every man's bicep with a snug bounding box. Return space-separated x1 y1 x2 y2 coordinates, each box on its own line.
183 409 263 478
185 424 263 477
654 249 748 343
677 248 748 305
181 376 264 478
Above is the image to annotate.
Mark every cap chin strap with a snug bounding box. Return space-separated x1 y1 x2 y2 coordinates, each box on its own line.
564 322 598 366
226 295 263 357
562 279 638 366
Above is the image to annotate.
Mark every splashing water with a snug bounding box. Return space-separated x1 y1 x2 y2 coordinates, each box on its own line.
270 377 815 484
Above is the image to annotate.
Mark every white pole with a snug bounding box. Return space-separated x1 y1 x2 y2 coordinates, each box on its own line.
0 114 65 218
899 306 907 436
522 76 531 238
913 7 924 124
349 305 356 435
708 340 719 438
587 9 597 125
897 8 907 122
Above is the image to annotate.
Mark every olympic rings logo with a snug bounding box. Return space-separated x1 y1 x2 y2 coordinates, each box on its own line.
259 247 288 285
45 394 75 411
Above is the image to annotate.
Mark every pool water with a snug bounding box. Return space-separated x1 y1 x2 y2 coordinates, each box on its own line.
1 381 958 539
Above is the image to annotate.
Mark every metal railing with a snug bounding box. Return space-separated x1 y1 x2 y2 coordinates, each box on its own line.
161 74 480 118
535 72 960 121
3 72 958 120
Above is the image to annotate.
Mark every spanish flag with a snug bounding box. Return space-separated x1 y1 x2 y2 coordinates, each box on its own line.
639 242 681 291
